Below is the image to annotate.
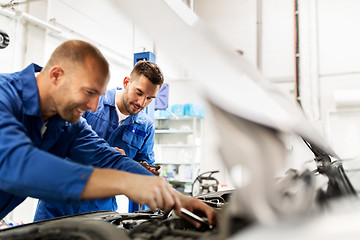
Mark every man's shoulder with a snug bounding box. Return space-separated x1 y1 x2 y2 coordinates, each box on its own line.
0 72 23 108
0 64 42 101
101 88 117 107
0 70 21 91
84 89 117 120
67 117 92 133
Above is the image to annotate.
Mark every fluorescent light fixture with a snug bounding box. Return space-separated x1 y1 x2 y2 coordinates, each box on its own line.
164 0 198 26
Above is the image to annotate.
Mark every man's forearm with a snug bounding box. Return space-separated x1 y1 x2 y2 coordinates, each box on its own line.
81 168 129 199
80 168 181 212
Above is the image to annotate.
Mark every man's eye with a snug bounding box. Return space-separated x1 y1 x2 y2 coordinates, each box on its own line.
86 91 94 95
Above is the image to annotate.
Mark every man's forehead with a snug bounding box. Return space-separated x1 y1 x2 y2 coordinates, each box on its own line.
134 85 160 98
80 75 109 95
133 75 159 87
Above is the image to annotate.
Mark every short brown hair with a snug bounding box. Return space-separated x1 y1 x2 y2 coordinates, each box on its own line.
130 61 164 86
44 40 109 76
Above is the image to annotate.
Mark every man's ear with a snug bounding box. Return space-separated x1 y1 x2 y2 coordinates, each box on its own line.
123 76 130 89
49 66 64 85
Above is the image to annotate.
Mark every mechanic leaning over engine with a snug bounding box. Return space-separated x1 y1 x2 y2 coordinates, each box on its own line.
0 40 219 228
34 60 163 220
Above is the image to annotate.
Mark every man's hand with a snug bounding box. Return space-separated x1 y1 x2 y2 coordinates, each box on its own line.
139 161 161 176
82 169 181 213
175 192 220 228
82 168 219 228
113 147 125 155
123 175 181 212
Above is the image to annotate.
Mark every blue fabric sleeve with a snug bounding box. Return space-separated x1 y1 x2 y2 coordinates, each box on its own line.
0 100 93 204
68 119 154 176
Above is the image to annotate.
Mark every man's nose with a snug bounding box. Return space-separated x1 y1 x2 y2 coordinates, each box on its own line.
88 96 99 112
139 96 147 107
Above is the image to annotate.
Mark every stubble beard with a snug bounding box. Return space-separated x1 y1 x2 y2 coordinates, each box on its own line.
123 96 141 115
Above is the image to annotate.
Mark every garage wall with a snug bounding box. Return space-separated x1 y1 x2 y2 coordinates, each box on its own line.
45 0 134 89
0 14 17 72
194 0 257 65
0 0 183 88
299 0 360 159
193 0 301 178
195 0 360 165
195 0 295 81
261 0 295 81
317 0 360 159
0 6 27 73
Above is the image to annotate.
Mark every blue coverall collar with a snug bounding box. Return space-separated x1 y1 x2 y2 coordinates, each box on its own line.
102 88 117 107
103 88 146 124
21 63 69 130
21 63 42 117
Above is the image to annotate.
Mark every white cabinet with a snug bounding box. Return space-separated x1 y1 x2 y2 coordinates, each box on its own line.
154 117 203 194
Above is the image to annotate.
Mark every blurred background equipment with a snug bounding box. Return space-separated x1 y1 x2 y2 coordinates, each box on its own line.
154 83 169 111
191 170 219 197
0 30 9 49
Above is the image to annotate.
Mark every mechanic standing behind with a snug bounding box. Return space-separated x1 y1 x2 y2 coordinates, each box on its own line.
35 61 163 219
0 39 218 227
86 60 163 212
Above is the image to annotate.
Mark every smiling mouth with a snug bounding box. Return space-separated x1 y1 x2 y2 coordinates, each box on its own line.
76 108 86 115
133 105 141 111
